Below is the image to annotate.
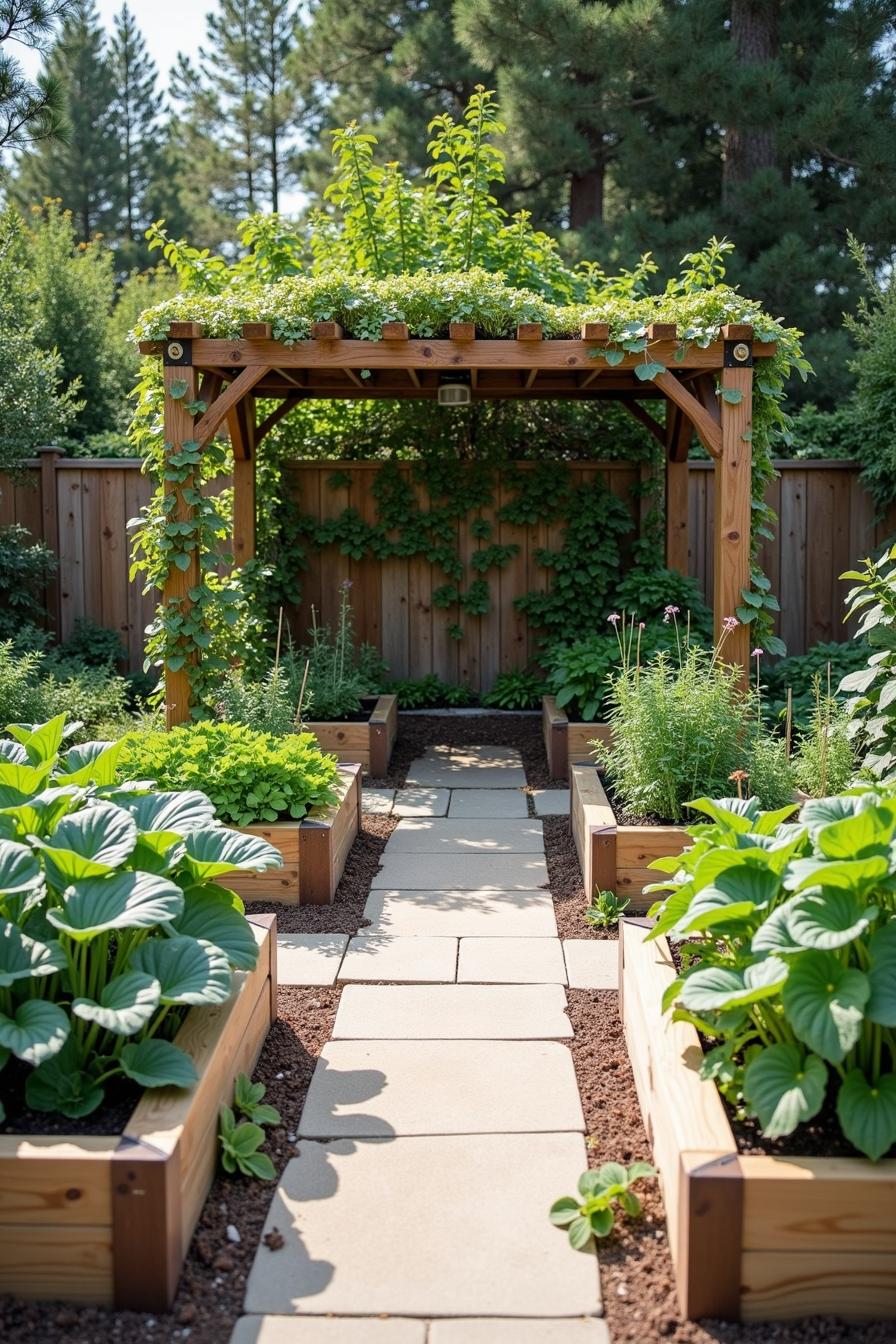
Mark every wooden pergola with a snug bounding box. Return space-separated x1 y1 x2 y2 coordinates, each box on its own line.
140 318 769 726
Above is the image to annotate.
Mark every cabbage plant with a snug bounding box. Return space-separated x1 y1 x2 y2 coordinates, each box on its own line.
648 790 896 1161
0 715 281 1122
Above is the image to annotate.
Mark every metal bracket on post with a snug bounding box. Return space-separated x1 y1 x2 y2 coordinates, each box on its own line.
723 339 753 368
163 339 193 367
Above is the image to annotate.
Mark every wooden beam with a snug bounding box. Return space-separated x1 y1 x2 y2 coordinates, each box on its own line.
255 395 302 445
274 368 305 388
162 363 200 728
721 323 754 341
227 395 255 462
654 372 722 459
167 322 204 339
340 367 364 388
714 358 753 673
622 400 666 449
37 447 61 639
694 372 721 425
311 321 343 339
648 323 677 341
448 322 476 341
581 322 610 341
191 366 269 449
667 402 695 463
232 454 256 567
197 371 222 408
524 368 539 389
381 322 409 340
578 368 602 390
242 322 272 339
517 323 542 341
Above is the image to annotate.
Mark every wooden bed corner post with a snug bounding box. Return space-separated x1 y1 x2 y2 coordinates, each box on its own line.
714 326 753 674
162 334 202 727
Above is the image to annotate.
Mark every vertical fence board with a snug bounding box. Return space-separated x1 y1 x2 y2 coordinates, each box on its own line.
779 468 808 655
57 468 85 642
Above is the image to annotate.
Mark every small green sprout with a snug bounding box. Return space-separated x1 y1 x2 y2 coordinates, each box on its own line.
584 889 630 929
550 1162 656 1249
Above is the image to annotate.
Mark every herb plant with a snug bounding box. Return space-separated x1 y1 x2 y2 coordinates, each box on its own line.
481 668 544 710
0 714 281 1122
649 790 896 1160
585 889 630 929
218 1072 282 1180
550 1163 656 1249
215 664 298 737
287 584 373 722
118 721 340 826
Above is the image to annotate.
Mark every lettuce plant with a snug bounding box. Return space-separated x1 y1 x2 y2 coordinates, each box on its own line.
0 714 281 1122
648 790 896 1160
118 720 340 826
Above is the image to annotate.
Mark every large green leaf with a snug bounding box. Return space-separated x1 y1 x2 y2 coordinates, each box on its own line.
0 740 27 765
786 889 879 951
680 957 787 1013
751 900 802 955
182 827 282 879
49 802 137 868
72 971 161 1036
119 1037 198 1089
25 1040 103 1118
815 805 895 861
800 796 862 836
55 740 124 787
0 918 66 987
119 791 217 835
0 999 69 1064
686 797 759 829
0 838 42 894
172 890 259 969
782 952 869 1063
676 884 758 935
47 871 184 939
866 923 896 1027
0 759 52 807
6 714 67 765
743 1043 827 1138
784 854 889 894
132 832 187 875
130 934 232 1004
0 786 82 842
837 1070 896 1161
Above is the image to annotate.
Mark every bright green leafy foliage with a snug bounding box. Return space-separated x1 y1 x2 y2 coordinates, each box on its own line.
117 721 340 826
382 675 477 710
841 545 896 783
550 1162 656 1250
218 1071 281 1180
650 789 896 1160
762 642 868 732
0 713 281 1122
481 669 545 711
584 890 630 930
285 582 378 722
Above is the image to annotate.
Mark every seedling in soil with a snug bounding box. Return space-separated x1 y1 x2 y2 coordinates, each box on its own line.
550 1162 656 1249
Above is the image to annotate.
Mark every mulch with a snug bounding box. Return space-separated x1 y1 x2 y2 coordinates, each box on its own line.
4 713 893 1343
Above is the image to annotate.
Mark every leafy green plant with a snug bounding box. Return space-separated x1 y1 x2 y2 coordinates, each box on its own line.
840 545 896 782
215 664 298 737
45 618 126 672
792 680 857 798
481 668 544 710
117 721 340 826
762 641 867 731
649 791 896 1159
287 583 373 722
0 525 57 640
0 641 136 743
218 1071 282 1180
383 675 477 709
550 1162 656 1249
544 619 689 723
0 714 281 1122
584 889 630 929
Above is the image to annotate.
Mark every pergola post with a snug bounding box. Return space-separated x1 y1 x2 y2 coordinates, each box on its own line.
162 343 201 727
713 327 753 670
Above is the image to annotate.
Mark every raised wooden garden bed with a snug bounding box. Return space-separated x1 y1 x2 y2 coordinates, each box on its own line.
0 915 276 1311
570 762 688 911
620 918 896 1322
307 693 397 776
542 694 612 782
227 762 361 905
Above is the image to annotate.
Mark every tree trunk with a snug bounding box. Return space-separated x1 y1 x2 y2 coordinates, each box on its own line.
569 161 605 230
723 0 779 199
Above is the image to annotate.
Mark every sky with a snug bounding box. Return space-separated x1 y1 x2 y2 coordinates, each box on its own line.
15 1 215 85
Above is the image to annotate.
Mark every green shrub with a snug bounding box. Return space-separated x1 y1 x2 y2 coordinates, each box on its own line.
0 525 56 640
650 791 896 1160
481 668 544 710
546 617 700 724
214 665 298 737
287 583 374 722
792 691 857 797
762 641 867 731
597 620 787 821
45 618 127 671
841 544 896 782
383 675 477 709
0 713 281 1122
118 721 340 826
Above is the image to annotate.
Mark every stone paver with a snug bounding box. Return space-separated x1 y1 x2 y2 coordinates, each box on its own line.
446 746 523 767
405 762 527 789
430 1322 609 1343
231 1320 426 1344
362 788 395 814
388 817 544 853
532 788 571 816
563 939 620 990
276 934 348 986
363 888 557 938
458 936 567 984
298 1040 584 1136
244 1133 600 1317
333 984 572 1039
448 788 527 818
339 935 457 983
392 788 450 817
373 852 548 890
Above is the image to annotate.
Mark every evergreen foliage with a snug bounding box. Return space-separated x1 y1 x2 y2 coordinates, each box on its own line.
0 0 74 150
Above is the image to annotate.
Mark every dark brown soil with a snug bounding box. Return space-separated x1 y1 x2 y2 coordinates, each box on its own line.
544 813 608 941
369 710 553 789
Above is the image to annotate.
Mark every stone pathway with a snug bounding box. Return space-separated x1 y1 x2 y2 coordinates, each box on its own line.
232 744 611 1343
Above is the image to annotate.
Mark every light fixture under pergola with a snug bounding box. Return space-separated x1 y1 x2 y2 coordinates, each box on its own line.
139 318 766 726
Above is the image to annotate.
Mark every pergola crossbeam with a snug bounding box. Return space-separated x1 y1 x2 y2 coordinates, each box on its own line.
653 371 722 459
192 365 270 450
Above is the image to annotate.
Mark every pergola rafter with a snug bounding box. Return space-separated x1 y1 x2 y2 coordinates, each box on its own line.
141 320 766 726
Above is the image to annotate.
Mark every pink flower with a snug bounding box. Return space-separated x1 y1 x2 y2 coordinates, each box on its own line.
341 579 353 590
638 621 645 630
752 647 764 659
608 613 620 625
722 616 739 632
664 605 680 616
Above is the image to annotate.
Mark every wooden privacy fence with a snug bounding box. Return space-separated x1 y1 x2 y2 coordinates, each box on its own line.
1 453 894 679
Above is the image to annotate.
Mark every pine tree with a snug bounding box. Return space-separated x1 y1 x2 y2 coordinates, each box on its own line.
0 1 76 151
108 3 162 265
246 0 301 212
12 0 122 242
